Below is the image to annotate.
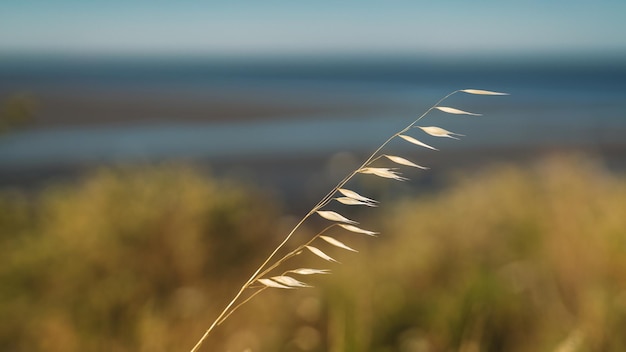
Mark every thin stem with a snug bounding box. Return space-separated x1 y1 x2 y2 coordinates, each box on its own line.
255 224 338 280
189 215 311 352
216 287 267 326
315 90 459 211
189 90 460 352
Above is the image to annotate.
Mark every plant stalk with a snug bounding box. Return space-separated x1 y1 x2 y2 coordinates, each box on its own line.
189 90 460 351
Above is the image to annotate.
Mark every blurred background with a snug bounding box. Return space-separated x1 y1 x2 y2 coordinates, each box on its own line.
1 1 626 351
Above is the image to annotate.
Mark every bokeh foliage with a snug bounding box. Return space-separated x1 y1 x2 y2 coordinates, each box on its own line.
1 156 625 351
324 155 626 352
0 165 281 351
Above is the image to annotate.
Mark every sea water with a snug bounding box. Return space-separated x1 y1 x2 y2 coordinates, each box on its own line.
0 56 625 180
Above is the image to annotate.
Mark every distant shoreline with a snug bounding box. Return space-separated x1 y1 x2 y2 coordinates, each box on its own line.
1 58 625 193
2 57 624 129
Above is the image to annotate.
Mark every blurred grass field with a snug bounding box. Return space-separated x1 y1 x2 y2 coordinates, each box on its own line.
1 155 625 351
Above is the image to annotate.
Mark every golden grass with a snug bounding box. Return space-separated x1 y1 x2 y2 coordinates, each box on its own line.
1 155 625 351
190 89 508 350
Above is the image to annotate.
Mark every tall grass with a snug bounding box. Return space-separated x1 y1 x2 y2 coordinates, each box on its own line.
1 155 626 350
323 155 626 351
0 165 282 351
190 89 508 351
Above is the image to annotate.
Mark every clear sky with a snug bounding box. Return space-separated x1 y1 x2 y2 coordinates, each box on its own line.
2 0 626 58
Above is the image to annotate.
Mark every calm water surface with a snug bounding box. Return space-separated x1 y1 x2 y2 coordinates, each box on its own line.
1 57 625 175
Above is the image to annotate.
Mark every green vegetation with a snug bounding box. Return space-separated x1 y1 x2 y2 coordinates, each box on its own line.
325 155 626 352
1 156 625 351
0 94 35 133
0 165 281 351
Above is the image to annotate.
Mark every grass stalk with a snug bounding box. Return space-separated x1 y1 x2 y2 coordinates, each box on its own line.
189 89 505 351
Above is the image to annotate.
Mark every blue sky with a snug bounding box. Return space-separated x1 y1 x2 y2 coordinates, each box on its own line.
2 0 626 58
